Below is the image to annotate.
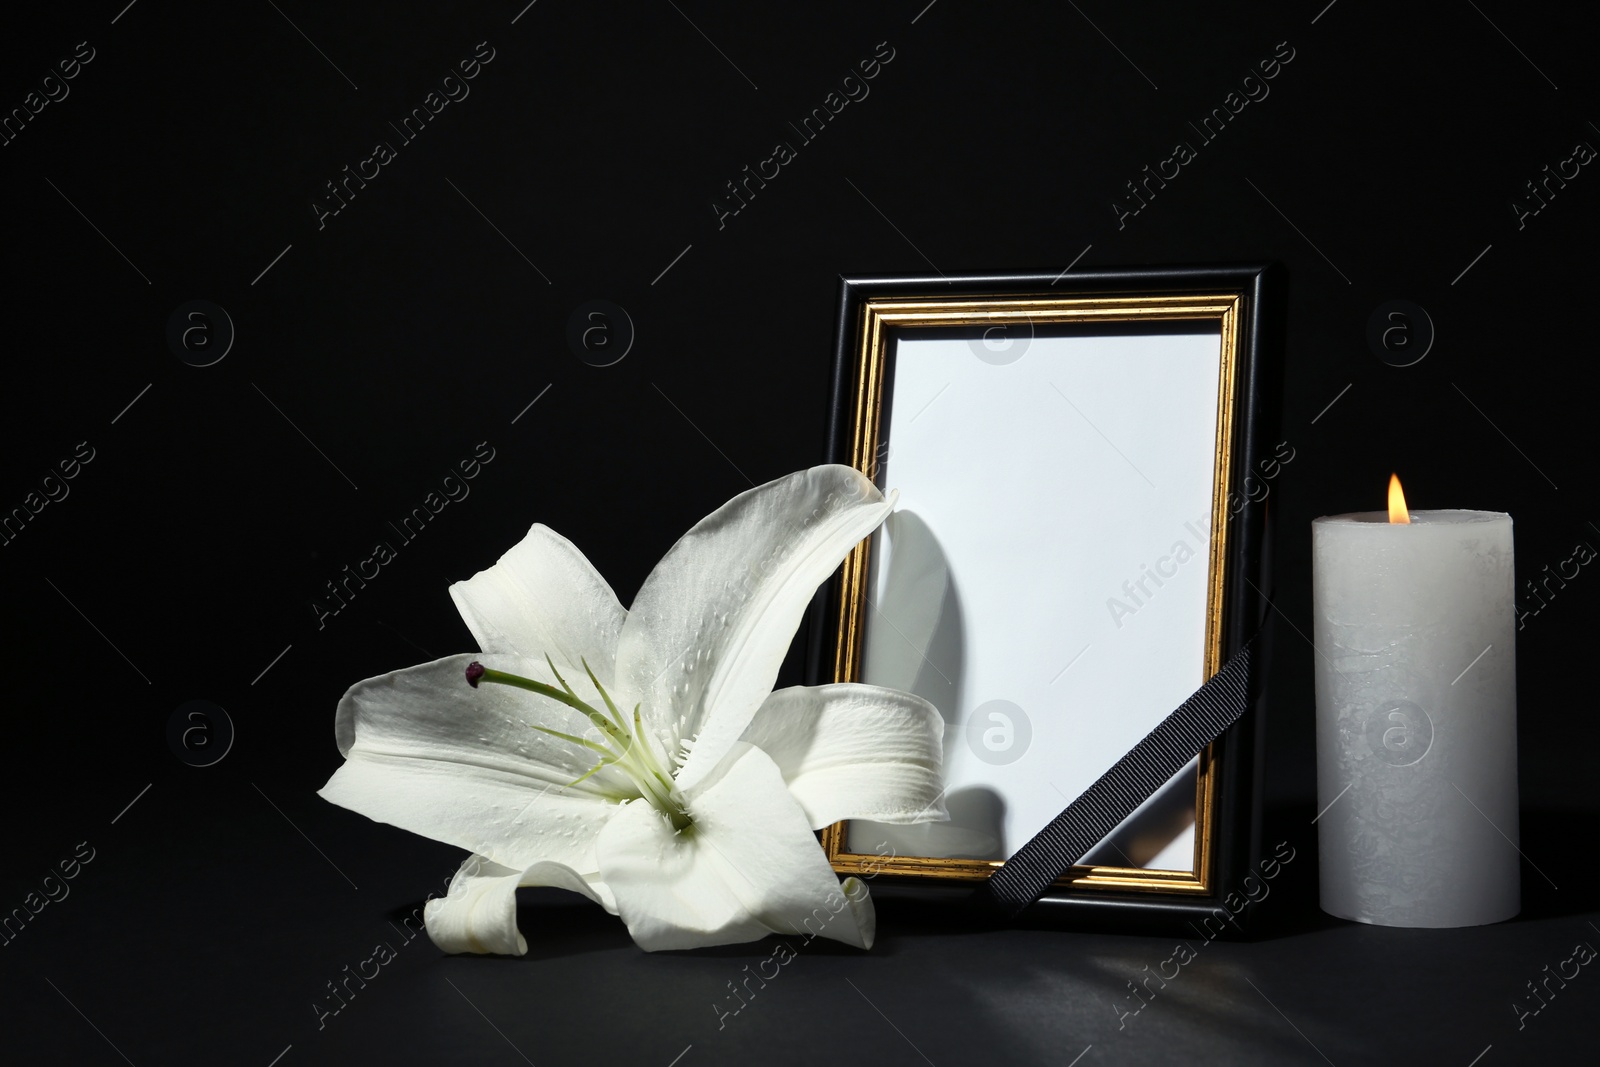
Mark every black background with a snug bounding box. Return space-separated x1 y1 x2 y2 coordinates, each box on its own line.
2 1 1596 1063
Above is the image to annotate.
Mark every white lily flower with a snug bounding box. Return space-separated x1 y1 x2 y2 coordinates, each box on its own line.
318 465 947 954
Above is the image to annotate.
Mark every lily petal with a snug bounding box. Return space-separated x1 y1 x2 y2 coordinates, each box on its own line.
320 654 620 872
449 524 627 685
739 683 948 830
424 854 618 956
616 465 894 792
596 743 875 951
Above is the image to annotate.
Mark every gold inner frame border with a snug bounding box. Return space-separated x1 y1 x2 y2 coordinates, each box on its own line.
821 291 1243 894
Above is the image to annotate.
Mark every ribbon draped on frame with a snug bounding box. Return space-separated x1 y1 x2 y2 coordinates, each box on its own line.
974 634 1258 918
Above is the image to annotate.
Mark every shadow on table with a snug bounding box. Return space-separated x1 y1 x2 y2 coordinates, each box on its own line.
868 802 1600 944
1252 802 1600 935
388 807 1598 965
1510 807 1600 922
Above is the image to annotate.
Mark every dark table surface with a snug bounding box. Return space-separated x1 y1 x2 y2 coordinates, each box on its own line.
5 801 1593 1066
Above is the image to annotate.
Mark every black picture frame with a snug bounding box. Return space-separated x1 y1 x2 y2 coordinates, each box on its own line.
807 263 1285 931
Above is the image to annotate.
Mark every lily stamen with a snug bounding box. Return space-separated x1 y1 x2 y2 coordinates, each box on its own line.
465 660 692 830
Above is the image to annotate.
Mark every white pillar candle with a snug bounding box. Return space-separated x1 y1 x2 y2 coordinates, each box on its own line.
1311 505 1519 927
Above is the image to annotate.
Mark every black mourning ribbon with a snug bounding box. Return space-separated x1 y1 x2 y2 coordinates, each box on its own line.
974 633 1258 919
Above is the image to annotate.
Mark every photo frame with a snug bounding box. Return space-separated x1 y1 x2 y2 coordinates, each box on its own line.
810 264 1283 925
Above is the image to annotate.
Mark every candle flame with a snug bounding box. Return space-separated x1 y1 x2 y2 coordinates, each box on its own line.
1388 473 1410 524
